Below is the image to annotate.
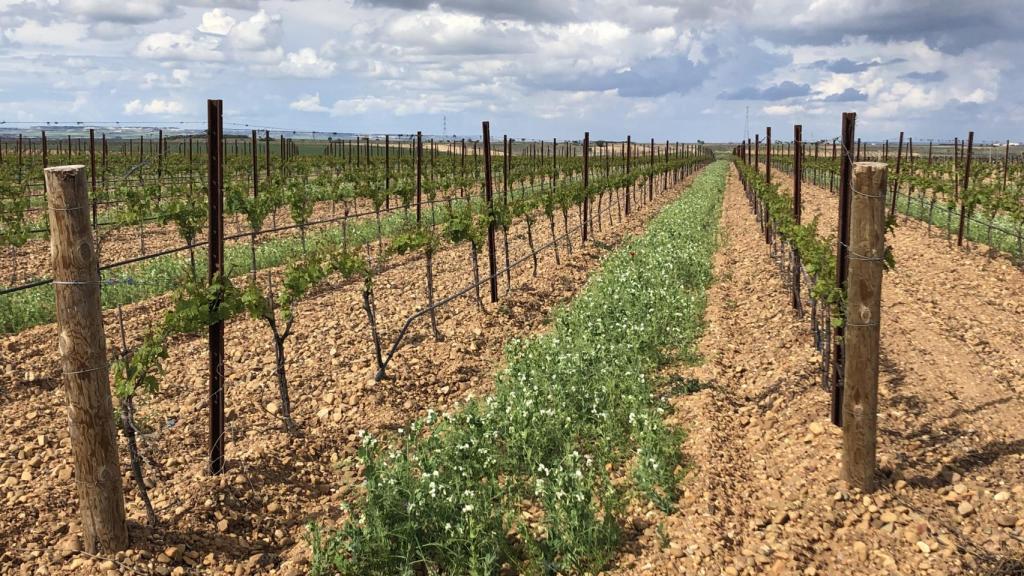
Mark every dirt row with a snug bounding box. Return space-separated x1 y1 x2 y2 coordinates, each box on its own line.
605 164 1024 575
0 167 699 575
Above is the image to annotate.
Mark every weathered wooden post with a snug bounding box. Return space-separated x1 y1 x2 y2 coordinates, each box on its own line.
831 112 856 426
625 135 632 216
45 165 128 553
956 131 974 247
482 121 498 303
841 162 887 493
889 131 904 219
207 99 226 475
792 125 803 313
582 131 590 242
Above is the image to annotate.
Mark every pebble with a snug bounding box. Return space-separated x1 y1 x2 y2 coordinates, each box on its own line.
995 514 1018 528
266 402 279 415
916 541 931 555
957 502 974 516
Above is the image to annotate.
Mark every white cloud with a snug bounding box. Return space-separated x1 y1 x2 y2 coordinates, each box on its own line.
290 93 328 112
136 31 223 61
123 98 184 115
277 48 335 78
228 9 281 51
64 0 179 23
3 19 88 47
763 104 805 115
141 68 191 89
198 8 235 35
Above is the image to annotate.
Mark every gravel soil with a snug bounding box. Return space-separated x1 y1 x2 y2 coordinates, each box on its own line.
606 165 1024 575
0 170 699 575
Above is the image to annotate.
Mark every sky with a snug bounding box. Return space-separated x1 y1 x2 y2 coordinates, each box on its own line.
0 0 1022 143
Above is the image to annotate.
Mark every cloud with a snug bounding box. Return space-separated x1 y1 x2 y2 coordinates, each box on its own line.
141 68 191 89
3 19 88 47
228 9 282 51
136 31 224 61
277 48 335 78
719 81 810 101
123 98 184 114
750 1 1024 53
763 104 805 116
901 70 948 82
289 93 328 112
353 0 575 24
815 58 875 74
821 88 868 102
63 0 179 24
198 8 236 35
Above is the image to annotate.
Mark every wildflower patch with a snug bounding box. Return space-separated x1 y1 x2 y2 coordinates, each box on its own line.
310 160 730 575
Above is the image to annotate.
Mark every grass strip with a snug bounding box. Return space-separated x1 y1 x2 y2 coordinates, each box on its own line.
310 160 730 575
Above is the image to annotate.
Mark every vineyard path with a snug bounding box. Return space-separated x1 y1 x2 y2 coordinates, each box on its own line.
607 163 1024 576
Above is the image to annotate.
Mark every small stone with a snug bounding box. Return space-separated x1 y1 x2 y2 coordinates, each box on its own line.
917 541 931 555
809 422 825 435
994 491 1011 502
403 399 413 410
880 512 899 524
267 502 281 514
55 534 82 559
57 466 73 481
895 480 907 492
995 514 1018 528
853 541 867 560
20 469 32 482
217 519 229 532
266 402 279 415
163 546 183 562
957 502 974 517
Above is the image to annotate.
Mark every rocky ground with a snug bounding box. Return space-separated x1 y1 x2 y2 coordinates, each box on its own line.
0 169 697 575
606 164 1024 575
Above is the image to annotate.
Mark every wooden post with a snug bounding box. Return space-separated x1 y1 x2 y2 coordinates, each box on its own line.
625 135 632 215
482 122 498 303
416 131 422 223
207 100 226 475
582 131 590 242
648 137 654 201
889 131 903 218
832 111 856 426
45 165 128 553
957 131 974 247
841 162 887 493
792 125 803 313
89 129 97 228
